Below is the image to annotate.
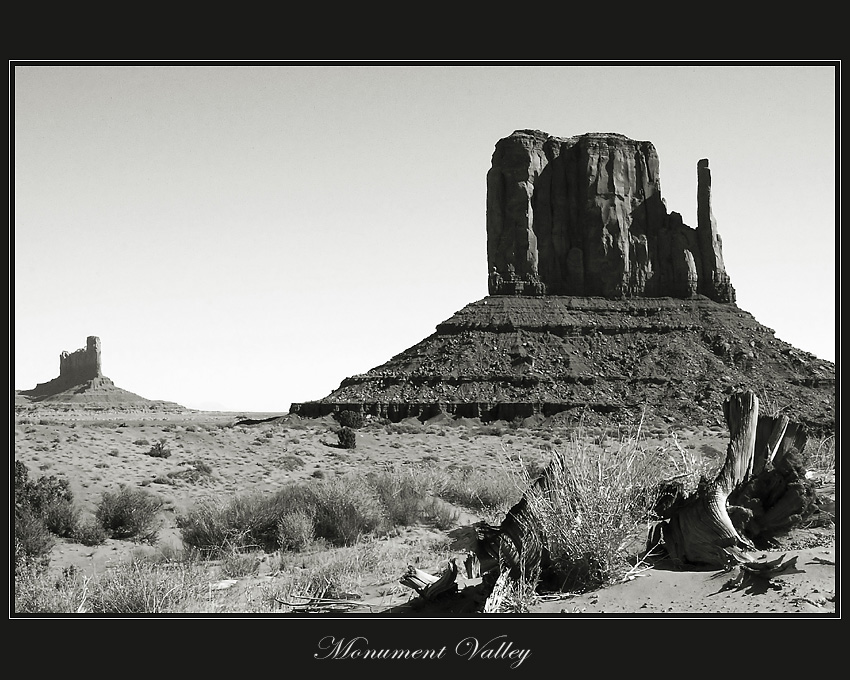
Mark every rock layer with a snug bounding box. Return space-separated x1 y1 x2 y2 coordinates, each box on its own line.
486 131 735 302
290 296 835 434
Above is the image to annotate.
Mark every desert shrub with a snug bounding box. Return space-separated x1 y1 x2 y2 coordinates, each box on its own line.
147 439 171 458
309 476 384 545
179 486 315 556
277 509 316 551
43 499 81 538
435 466 522 519
368 468 430 526
84 558 208 614
14 461 79 571
15 461 79 538
385 422 423 435
74 519 108 546
220 549 261 578
14 559 85 613
476 424 507 437
167 459 214 484
193 459 213 474
337 426 356 449
95 486 162 543
274 454 305 471
14 513 54 574
335 410 365 429
133 439 150 446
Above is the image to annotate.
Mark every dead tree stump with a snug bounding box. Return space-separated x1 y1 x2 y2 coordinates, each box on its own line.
655 391 812 568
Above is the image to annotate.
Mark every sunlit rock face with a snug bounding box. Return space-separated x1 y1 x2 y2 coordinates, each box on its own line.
486 130 735 303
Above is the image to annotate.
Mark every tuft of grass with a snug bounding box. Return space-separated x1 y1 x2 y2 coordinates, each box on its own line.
433 465 523 521
804 435 835 475
521 425 696 591
84 558 208 614
219 549 261 578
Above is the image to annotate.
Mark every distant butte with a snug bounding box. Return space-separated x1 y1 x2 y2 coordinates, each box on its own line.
16 336 184 409
290 131 835 434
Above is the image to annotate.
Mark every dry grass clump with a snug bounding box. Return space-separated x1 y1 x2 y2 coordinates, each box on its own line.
15 557 209 614
804 434 835 475
519 424 705 592
431 463 524 521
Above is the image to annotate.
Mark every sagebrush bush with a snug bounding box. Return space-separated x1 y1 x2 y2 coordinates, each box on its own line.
179 485 315 556
14 514 54 574
337 426 357 449
96 486 162 543
74 518 108 546
277 509 316 551
147 439 171 458
14 460 80 571
435 465 522 519
336 410 365 429
368 469 430 526
309 476 384 545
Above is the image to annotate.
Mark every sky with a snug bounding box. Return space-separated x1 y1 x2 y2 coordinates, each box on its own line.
13 62 838 413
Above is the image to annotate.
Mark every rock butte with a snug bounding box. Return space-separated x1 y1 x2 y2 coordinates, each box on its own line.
290 131 834 434
16 335 183 409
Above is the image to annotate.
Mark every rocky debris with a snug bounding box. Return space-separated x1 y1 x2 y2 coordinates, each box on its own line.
290 296 834 435
486 131 735 302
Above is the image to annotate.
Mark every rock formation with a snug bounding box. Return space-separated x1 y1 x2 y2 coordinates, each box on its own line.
486 131 735 302
290 296 834 435
59 336 102 384
289 131 834 434
16 336 183 409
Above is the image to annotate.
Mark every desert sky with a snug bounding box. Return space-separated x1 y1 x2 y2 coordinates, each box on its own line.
13 62 837 412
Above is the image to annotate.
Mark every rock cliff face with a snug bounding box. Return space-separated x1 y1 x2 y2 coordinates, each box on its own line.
486 131 735 302
59 336 102 384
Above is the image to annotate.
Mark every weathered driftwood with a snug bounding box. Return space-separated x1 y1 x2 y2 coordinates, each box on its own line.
655 390 812 568
399 558 459 601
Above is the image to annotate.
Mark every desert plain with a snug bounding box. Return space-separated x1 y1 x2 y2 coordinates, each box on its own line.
12 401 836 617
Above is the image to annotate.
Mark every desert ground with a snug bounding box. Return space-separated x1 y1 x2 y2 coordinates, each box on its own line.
12 403 836 617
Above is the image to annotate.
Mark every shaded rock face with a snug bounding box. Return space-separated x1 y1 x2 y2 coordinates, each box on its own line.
59 336 102 384
486 130 735 302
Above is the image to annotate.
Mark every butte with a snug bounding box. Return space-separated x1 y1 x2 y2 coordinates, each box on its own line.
290 130 835 435
15 335 184 411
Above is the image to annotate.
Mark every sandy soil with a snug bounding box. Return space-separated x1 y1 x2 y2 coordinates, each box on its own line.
13 404 836 617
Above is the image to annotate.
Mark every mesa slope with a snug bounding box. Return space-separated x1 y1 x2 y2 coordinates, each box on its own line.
291 295 835 435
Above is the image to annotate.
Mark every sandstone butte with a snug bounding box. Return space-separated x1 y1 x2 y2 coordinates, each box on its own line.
290 130 835 435
15 335 182 410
